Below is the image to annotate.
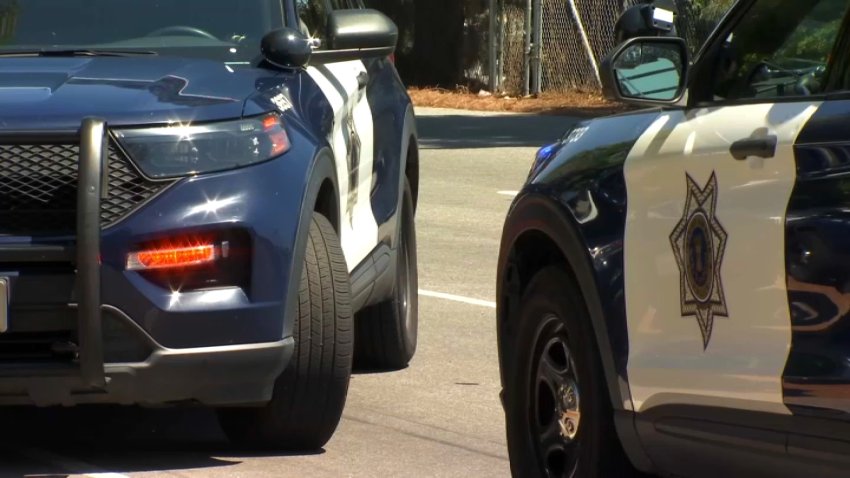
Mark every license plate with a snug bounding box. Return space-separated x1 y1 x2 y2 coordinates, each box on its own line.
0 277 8 333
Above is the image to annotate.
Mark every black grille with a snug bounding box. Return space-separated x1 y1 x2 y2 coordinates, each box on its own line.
0 143 173 236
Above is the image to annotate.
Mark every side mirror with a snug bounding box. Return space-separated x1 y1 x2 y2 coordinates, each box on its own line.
311 9 398 63
600 36 688 106
261 28 312 68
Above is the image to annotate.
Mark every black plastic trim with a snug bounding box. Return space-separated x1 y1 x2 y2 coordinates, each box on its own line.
0 131 79 145
76 118 106 389
310 47 394 64
327 8 398 51
636 404 850 478
0 244 75 263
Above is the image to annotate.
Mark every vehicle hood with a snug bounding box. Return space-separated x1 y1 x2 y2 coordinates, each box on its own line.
0 56 280 131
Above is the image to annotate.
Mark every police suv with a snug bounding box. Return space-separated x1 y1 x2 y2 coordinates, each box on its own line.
497 0 850 476
0 0 417 450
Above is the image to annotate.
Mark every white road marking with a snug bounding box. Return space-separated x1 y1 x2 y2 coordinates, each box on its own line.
15 447 130 478
497 191 519 197
419 290 496 309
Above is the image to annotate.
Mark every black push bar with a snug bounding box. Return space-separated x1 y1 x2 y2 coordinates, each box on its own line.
77 118 107 388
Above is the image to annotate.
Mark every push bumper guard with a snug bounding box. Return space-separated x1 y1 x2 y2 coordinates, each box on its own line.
0 118 108 391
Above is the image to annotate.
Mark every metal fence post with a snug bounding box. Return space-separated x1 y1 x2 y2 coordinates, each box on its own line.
531 0 542 94
498 0 505 93
523 0 532 96
488 0 498 92
567 0 602 88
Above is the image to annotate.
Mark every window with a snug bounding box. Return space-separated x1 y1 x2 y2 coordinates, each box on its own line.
688 0 736 54
0 0 284 65
711 0 850 101
295 0 329 46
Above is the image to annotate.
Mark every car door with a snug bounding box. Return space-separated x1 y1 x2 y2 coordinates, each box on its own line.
296 0 379 271
624 0 850 421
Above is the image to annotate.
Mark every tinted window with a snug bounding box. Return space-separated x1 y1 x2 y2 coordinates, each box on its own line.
295 0 329 46
687 0 736 54
711 0 850 100
0 0 284 64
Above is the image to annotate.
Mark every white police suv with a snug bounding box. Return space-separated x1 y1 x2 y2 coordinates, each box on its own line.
497 0 850 476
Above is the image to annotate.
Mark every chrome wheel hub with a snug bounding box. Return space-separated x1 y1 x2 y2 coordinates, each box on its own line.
558 380 580 441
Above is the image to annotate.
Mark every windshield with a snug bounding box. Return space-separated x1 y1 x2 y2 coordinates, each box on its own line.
0 0 285 65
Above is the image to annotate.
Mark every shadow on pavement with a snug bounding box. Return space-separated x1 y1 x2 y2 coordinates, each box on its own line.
416 113 583 150
0 406 323 475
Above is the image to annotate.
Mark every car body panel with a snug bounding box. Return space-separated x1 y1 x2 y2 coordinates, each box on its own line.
498 110 662 411
0 1 415 407
624 102 819 415
785 99 850 418
0 57 277 128
499 0 850 475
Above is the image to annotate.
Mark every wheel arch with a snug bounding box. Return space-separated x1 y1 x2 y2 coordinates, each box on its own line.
497 194 655 472
405 130 419 211
497 196 625 406
315 177 340 233
283 147 340 339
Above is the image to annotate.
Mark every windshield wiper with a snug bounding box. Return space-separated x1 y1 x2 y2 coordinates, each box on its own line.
0 49 158 58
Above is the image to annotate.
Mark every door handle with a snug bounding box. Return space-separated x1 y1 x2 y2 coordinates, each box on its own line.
730 135 778 160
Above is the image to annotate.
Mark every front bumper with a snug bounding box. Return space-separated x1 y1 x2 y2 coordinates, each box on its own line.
0 117 313 406
0 307 294 407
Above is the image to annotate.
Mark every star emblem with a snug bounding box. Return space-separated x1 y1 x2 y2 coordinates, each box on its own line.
669 172 729 349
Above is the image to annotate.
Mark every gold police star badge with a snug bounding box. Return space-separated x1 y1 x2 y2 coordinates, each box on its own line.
669 172 728 350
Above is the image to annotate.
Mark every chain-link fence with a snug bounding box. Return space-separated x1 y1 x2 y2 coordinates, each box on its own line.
498 0 529 94
490 0 724 95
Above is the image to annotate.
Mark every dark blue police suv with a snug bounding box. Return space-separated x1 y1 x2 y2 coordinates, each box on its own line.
0 0 418 450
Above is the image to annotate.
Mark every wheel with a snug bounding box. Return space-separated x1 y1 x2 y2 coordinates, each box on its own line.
353 179 418 370
217 212 353 450
504 267 636 477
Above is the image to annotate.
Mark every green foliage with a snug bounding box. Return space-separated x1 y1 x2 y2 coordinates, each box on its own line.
0 0 19 45
690 0 736 22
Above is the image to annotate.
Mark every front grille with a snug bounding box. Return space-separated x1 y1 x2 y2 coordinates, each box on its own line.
0 306 153 364
0 142 173 236
0 331 76 363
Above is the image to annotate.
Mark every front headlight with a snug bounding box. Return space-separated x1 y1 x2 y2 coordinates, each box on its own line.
114 114 291 179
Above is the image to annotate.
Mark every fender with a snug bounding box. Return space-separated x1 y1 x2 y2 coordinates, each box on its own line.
282 147 340 338
497 194 655 472
498 194 629 410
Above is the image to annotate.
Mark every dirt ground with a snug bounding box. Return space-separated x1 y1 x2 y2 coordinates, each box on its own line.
408 87 630 116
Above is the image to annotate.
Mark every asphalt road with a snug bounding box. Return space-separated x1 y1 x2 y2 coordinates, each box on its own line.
0 107 577 478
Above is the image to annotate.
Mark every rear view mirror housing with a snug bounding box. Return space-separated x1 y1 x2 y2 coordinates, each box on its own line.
261 28 313 69
600 36 689 107
310 9 398 64
261 9 398 69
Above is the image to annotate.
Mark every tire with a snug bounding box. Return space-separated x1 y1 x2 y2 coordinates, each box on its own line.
217 212 353 450
353 179 418 370
504 266 637 477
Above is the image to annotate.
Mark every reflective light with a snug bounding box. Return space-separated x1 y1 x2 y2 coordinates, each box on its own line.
197 288 241 304
168 290 182 308
127 243 219 271
183 195 242 220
